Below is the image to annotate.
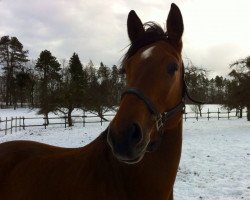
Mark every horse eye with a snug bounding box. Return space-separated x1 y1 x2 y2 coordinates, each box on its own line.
167 63 178 75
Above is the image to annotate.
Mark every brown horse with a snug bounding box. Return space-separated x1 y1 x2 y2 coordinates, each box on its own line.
0 3 185 200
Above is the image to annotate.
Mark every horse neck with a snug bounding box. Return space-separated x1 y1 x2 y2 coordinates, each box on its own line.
80 123 182 198
144 119 183 171
160 117 183 151
114 121 183 197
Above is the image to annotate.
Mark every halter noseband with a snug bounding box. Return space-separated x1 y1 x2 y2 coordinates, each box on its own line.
121 87 185 132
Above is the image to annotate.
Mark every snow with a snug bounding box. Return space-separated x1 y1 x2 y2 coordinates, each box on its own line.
176 119 250 200
0 106 250 200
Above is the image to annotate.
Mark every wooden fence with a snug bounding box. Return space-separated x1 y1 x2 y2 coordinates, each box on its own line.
0 109 248 135
0 114 114 135
0 103 31 109
183 108 248 121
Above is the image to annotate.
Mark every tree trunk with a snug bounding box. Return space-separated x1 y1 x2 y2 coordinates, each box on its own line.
45 113 49 125
198 105 202 117
97 109 108 121
31 85 34 107
5 50 11 106
20 87 24 107
239 108 243 118
247 106 250 121
68 107 74 127
5 72 10 106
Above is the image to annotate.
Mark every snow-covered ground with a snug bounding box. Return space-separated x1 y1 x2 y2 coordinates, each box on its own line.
176 119 250 200
0 106 249 200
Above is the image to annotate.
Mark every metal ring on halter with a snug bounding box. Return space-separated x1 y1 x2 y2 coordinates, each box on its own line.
155 114 164 132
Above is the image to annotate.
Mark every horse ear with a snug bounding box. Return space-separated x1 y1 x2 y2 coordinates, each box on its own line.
127 10 145 42
167 3 184 50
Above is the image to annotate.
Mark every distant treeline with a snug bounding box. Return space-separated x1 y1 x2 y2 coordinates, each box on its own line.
0 35 249 122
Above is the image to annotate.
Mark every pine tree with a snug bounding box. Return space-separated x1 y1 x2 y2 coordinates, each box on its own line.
57 53 87 126
84 62 112 120
15 68 33 107
97 62 112 116
0 76 5 104
24 60 37 107
224 57 250 120
35 50 61 124
0 36 29 106
110 65 121 107
69 53 86 105
214 76 225 103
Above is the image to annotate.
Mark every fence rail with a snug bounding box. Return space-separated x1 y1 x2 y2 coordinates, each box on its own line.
183 108 248 121
0 114 114 135
0 103 32 109
0 108 248 135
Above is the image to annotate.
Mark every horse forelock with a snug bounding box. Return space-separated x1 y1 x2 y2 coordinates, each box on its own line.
120 22 168 73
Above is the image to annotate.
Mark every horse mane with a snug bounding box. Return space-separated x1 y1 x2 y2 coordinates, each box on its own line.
121 22 168 73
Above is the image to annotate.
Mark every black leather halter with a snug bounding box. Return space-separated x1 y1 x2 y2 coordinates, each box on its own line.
121 87 185 132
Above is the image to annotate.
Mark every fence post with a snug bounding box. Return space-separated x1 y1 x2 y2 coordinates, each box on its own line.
218 108 220 120
196 111 198 121
64 115 67 128
228 109 230 120
44 117 47 129
83 114 85 127
15 117 17 132
10 117 13 134
19 117 21 131
184 107 187 121
101 115 103 126
5 117 7 135
23 117 25 130
207 108 210 121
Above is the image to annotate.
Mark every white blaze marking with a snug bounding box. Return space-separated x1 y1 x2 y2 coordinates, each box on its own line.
141 46 155 59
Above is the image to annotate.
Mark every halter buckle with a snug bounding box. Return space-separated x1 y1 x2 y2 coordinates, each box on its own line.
155 114 164 132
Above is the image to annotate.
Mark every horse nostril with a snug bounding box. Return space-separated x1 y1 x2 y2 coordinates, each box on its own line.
129 123 142 146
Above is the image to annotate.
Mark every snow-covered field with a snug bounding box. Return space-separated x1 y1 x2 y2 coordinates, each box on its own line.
176 119 250 200
0 106 249 200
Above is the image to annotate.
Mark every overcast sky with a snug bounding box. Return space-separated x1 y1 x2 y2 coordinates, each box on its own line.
0 0 249 77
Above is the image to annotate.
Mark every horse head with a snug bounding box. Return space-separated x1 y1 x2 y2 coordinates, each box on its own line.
108 3 184 164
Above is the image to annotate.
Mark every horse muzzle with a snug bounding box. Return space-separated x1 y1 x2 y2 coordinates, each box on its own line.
107 122 149 164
